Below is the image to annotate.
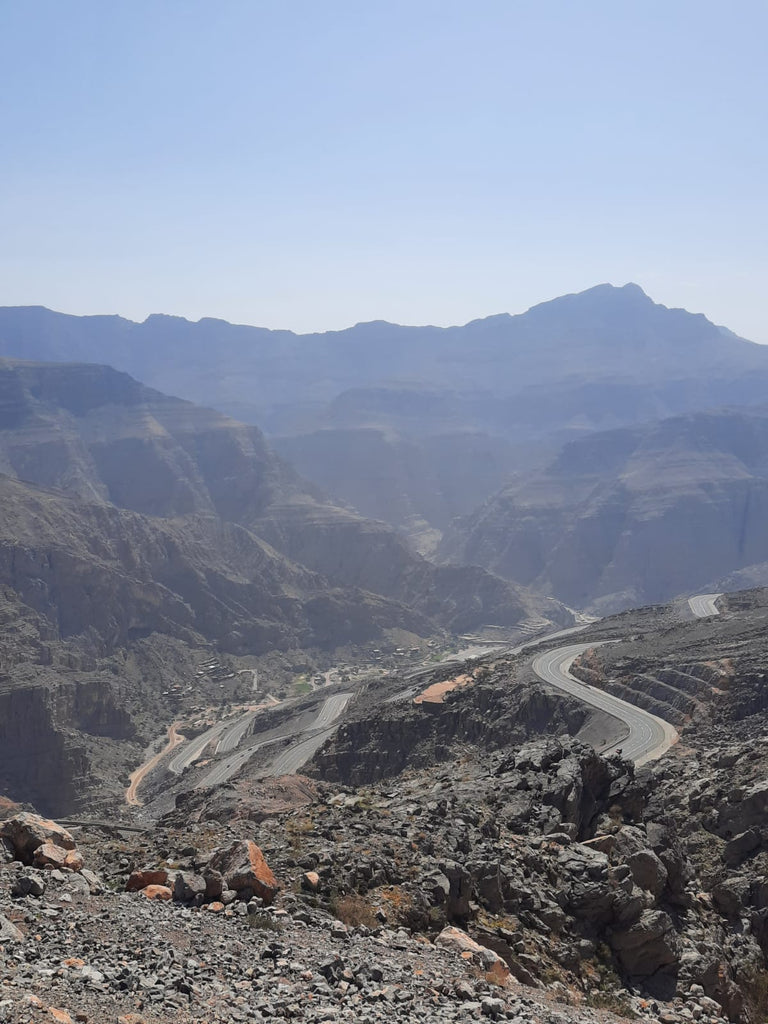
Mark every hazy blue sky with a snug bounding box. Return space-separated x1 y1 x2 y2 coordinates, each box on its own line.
2 1 766 339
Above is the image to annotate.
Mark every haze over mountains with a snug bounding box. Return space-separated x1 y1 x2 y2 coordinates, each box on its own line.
8 284 768 1023
0 359 554 640
2 283 767 556
441 408 768 613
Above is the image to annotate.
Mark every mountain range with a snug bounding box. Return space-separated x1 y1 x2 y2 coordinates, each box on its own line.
2 283 767 548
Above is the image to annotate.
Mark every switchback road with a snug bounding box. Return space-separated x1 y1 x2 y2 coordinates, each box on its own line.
532 593 724 765
688 593 722 618
195 692 354 788
532 644 678 765
126 722 185 805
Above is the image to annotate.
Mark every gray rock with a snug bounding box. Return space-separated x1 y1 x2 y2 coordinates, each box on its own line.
627 849 668 897
173 871 206 903
610 909 680 977
0 914 23 942
723 829 761 867
11 871 45 897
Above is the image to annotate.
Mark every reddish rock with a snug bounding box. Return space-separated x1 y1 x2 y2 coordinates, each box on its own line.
208 839 279 904
49 1010 74 1024
0 813 76 863
139 884 172 901
302 870 321 892
126 869 169 892
435 926 511 980
33 843 71 869
63 849 84 872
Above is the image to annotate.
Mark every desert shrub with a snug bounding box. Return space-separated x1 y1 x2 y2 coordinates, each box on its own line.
329 893 378 929
247 912 284 933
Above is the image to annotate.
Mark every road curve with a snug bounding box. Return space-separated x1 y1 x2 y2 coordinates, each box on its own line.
167 720 230 775
126 722 186 805
532 643 678 766
688 593 722 618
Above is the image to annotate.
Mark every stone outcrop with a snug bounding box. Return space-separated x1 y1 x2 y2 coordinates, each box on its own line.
0 813 76 863
207 839 279 904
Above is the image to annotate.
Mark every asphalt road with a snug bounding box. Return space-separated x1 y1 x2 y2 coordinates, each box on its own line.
531 594 724 764
194 693 354 787
167 720 230 775
532 642 678 766
217 711 258 754
688 593 723 618
195 737 279 789
263 727 340 778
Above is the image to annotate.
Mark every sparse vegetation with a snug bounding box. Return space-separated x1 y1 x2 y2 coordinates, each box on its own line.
328 892 378 929
246 912 284 933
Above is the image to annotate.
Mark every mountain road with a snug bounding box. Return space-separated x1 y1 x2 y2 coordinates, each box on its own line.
688 593 722 618
531 593 723 765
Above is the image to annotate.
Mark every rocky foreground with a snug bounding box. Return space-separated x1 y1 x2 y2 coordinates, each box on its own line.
6 593 768 1024
0 724 759 1024
0 811 647 1024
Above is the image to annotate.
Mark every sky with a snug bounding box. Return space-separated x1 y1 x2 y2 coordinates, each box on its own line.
1 1 767 339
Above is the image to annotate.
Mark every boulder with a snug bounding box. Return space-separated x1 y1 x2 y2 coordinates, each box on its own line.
80 869 103 894
0 813 76 863
724 829 761 867
718 780 768 837
207 840 279 904
173 871 206 903
610 909 680 977
140 885 172 901
126 868 169 892
435 926 511 980
712 877 751 918
301 870 321 893
11 871 45 897
439 859 472 920
626 850 668 897
63 848 84 872
0 913 23 943
33 841 84 872
203 868 226 901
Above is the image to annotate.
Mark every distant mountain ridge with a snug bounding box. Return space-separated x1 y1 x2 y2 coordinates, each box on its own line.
0 284 763 433
3 284 765 545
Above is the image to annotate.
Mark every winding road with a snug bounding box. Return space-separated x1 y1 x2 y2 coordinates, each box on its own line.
126 722 186 805
532 644 677 765
688 593 722 618
531 594 723 765
195 692 354 788
167 719 231 775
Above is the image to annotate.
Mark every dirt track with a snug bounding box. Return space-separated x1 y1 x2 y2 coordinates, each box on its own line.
125 722 186 806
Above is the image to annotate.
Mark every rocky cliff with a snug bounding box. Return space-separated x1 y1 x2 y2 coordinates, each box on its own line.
442 409 768 612
0 359 562 635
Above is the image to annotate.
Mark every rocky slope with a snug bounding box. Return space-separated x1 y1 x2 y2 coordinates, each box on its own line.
6 591 768 1021
0 360 568 814
142 588 768 1022
0 810 672 1024
0 358 563 634
441 409 768 613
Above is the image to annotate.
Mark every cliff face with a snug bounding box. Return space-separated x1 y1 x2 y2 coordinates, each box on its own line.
312 675 590 786
0 474 439 655
0 359 565 635
442 409 768 612
0 677 134 816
